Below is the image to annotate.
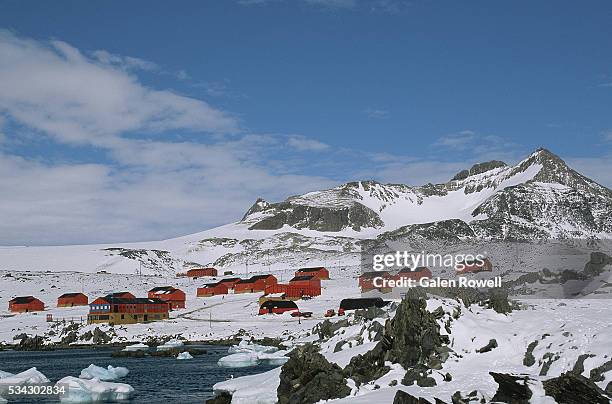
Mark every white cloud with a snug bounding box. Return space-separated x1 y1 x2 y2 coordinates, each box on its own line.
286 135 330 152
364 108 389 119
91 49 158 71
0 30 238 147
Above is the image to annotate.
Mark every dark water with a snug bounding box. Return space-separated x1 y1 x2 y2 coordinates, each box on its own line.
0 346 276 403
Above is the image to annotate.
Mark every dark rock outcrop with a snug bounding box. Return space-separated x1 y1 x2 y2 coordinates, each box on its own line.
543 371 610 404
489 372 532 404
205 392 232 404
277 343 351 404
393 390 433 404
344 289 446 386
15 335 46 351
249 201 383 232
523 340 538 366
92 327 112 344
452 160 507 181
476 339 498 353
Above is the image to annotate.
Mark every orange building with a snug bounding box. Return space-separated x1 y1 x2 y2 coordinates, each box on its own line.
197 282 229 297
57 293 88 307
9 296 45 313
187 268 218 278
147 286 186 309
294 267 329 280
359 271 392 292
234 274 277 294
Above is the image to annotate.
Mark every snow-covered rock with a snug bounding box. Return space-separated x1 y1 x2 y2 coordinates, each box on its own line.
79 364 129 381
176 352 193 360
56 376 134 403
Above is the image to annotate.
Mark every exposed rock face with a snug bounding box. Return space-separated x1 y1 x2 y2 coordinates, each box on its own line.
523 340 538 366
543 371 610 404
344 289 446 386
277 343 351 404
489 372 532 404
248 200 384 232
451 160 507 181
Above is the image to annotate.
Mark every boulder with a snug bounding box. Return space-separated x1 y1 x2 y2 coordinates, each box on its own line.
489 372 532 404
92 327 111 344
543 371 610 404
393 390 432 404
277 343 351 404
476 339 498 353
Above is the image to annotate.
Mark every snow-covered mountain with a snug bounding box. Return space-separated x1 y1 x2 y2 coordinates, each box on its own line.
1 148 611 275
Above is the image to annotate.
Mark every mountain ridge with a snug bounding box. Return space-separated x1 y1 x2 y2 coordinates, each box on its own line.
1 148 611 274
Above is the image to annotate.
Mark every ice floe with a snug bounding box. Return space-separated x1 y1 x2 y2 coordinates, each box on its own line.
122 343 149 352
176 351 193 360
218 341 289 368
0 367 50 395
56 376 134 403
156 339 184 351
79 364 129 381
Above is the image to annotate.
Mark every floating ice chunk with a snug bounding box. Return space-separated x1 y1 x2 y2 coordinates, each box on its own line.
217 352 260 368
122 343 149 352
227 340 278 354
157 339 184 351
257 351 290 366
218 346 289 368
176 352 193 360
0 367 50 394
0 370 14 379
79 364 129 381
56 376 134 403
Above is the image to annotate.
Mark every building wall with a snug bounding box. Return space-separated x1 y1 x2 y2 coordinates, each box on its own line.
88 311 169 325
9 301 45 312
57 295 88 307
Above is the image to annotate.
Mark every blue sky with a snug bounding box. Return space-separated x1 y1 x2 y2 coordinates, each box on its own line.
0 0 611 245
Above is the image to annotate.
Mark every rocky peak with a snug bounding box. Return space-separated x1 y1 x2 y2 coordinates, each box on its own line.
241 198 270 221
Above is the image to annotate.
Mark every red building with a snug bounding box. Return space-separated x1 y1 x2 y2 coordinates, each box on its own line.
187 268 218 278
234 274 277 294
456 258 493 274
259 300 299 315
88 296 169 324
393 267 432 282
359 271 392 292
264 275 321 298
197 282 228 297
57 293 88 307
9 296 45 313
106 291 135 299
295 267 329 280
148 286 186 309
216 277 241 290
